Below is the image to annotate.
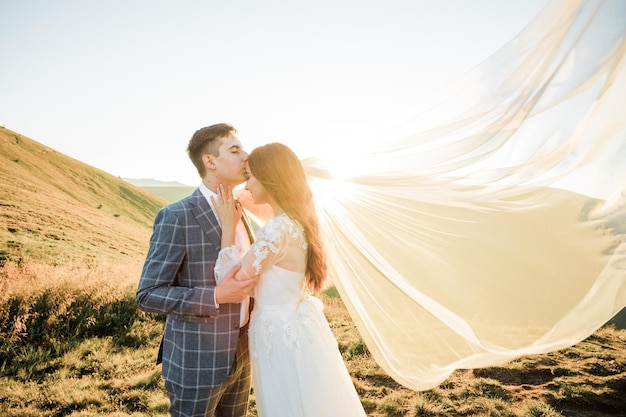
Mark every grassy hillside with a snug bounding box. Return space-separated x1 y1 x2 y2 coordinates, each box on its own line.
0 126 624 416
0 126 165 263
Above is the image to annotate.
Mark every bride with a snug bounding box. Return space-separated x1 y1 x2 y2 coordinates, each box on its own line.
212 142 367 416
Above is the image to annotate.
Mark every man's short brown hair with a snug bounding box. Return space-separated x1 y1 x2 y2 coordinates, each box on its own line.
187 123 237 177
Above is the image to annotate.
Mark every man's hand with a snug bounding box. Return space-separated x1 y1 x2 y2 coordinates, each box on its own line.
215 264 258 304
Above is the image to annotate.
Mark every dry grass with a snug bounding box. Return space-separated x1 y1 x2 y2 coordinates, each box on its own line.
1 258 624 416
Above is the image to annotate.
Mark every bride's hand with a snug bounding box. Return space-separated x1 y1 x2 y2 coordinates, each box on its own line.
211 184 242 234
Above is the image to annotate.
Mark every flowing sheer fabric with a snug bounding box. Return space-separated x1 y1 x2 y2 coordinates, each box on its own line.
294 0 626 390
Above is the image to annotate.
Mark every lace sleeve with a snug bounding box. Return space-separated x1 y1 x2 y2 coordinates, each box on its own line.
229 214 305 279
214 246 243 284
245 215 290 276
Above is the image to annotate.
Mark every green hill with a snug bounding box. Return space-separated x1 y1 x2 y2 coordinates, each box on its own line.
0 126 166 264
123 178 196 203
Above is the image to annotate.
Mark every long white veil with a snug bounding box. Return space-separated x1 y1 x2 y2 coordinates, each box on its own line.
298 0 626 390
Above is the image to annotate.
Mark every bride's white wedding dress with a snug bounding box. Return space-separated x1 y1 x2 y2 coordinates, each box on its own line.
216 213 366 417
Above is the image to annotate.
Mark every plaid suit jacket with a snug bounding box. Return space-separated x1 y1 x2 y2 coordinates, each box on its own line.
137 188 245 389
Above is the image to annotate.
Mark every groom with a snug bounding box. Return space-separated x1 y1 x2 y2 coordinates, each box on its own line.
136 123 258 416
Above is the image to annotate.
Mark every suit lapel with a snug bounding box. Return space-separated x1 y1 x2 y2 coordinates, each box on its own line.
189 188 221 238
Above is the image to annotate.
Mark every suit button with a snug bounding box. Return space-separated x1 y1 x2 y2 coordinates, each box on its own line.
233 323 240 330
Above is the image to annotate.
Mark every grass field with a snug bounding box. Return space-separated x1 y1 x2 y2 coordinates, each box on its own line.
1 257 625 417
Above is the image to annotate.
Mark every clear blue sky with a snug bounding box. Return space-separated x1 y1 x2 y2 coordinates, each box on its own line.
1 0 550 186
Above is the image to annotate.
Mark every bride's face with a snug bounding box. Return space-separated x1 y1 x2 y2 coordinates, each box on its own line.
245 174 270 205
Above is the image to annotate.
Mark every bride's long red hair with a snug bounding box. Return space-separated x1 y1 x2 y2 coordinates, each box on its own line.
248 143 327 293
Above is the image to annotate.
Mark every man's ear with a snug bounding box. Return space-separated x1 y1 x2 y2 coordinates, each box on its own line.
203 154 216 171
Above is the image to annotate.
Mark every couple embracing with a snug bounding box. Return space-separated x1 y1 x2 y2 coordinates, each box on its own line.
136 123 366 417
